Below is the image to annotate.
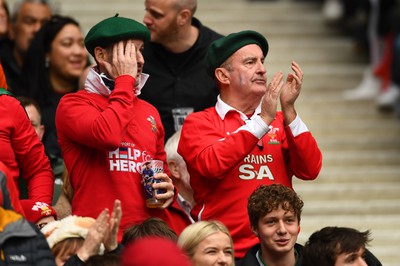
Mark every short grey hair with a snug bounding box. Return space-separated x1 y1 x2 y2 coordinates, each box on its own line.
164 129 184 163
11 0 57 22
175 0 197 15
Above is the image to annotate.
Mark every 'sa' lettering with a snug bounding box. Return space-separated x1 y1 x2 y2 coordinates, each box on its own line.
238 164 274 180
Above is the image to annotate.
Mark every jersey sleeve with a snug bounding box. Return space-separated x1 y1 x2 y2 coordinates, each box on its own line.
11 97 54 204
283 125 322 180
56 75 137 150
178 111 260 179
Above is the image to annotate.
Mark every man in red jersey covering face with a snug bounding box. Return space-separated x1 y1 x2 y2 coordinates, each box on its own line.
56 15 175 242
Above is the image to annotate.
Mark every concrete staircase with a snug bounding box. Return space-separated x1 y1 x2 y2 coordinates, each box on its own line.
8 0 399 264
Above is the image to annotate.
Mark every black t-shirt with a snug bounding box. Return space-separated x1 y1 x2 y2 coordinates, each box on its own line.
141 18 223 141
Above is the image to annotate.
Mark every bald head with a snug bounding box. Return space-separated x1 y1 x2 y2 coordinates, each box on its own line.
176 0 197 14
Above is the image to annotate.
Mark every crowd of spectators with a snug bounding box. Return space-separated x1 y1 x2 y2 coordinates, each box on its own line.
0 0 385 265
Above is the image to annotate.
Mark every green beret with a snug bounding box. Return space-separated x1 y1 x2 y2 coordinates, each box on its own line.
205 30 269 76
85 14 150 57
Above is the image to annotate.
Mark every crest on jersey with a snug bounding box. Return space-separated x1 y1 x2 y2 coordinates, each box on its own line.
32 202 53 216
267 127 280 144
147 115 158 133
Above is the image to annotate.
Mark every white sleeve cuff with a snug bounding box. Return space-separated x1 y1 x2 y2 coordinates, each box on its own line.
236 115 270 139
289 114 309 137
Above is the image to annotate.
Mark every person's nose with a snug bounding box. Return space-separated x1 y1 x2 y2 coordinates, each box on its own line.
357 258 368 266
73 43 85 56
217 252 228 265
32 21 42 33
0 8 6 17
256 60 266 74
137 51 145 66
276 221 287 235
143 12 152 26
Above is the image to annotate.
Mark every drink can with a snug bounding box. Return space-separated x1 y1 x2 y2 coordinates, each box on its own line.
141 160 165 208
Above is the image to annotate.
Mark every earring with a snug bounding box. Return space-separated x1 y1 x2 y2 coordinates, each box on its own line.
45 57 50 68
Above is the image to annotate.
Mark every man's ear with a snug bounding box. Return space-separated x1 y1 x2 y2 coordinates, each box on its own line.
167 160 180 180
177 9 191 26
215 67 230 85
94 47 107 65
251 227 259 237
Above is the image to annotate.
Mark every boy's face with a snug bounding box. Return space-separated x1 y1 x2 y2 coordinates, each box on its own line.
334 247 368 266
254 206 299 256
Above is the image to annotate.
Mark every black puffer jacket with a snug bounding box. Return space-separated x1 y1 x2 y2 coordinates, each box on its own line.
0 208 56 266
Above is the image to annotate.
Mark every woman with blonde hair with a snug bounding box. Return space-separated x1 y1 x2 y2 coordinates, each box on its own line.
178 220 235 266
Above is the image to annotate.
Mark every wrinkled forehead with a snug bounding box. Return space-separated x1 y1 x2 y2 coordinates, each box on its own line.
15 2 51 20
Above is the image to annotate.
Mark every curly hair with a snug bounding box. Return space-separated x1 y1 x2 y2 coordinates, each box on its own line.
247 184 304 229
